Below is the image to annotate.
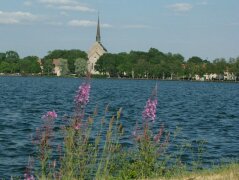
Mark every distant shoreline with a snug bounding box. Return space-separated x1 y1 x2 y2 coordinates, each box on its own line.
0 74 238 84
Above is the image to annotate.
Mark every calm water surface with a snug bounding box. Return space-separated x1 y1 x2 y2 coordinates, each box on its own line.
0 76 239 178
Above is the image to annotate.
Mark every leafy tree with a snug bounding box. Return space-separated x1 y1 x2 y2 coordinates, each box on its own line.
185 56 205 78
58 58 69 76
44 49 87 74
0 61 12 73
42 59 53 75
134 59 149 78
0 53 6 62
95 53 119 77
230 57 239 80
5 51 20 63
20 56 41 74
213 58 227 74
75 58 87 76
188 56 203 64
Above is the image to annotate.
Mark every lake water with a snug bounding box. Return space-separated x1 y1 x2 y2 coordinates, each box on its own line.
0 76 239 178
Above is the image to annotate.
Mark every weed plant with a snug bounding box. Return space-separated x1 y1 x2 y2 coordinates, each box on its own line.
23 77 236 180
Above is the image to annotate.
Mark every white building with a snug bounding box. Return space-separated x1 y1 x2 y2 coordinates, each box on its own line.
53 59 61 76
224 71 236 80
87 16 107 74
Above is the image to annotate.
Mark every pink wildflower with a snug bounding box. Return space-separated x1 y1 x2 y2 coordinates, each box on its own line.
142 84 158 121
75 83 90 107
142 98 157 121
42 110 57 120
74 122 82 130
24 173 35 180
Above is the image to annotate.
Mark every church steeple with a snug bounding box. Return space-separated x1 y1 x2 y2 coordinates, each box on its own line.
96 15 101 42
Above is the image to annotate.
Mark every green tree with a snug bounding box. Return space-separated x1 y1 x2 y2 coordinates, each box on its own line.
185 56 205 79
20 56 41 74
0 61 11 73
213 58 227 74
0 53 6 62
5 51 20 63
95 53 119 77
58 58 69 76
75 58 87 76
230 57 239 80
188 56 203 64
44 49 87 74
42 59 53 75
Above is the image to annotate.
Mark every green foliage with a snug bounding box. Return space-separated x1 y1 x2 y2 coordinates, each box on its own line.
58 58 69 76
95 49 186 79
0 49 239 80
20 56 41 74
44 49 87 74
5 50 20 63
188 56 203 64
35 106 124 179
231 58 239 77
112 124 170 179
95 53 120 77
74 58 87 76
42 59 53 75
213 58 227 74
0 53 6 62
0 61 12 73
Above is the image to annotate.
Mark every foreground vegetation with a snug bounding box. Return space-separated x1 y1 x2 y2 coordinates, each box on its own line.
1 48 239 80
18 76 238 180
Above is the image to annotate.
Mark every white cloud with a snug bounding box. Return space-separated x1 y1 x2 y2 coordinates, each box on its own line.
0 11 38 24
68 20 112 28
168 3 193 12
38 0 77 5
59 5 95 12
68 20 96 27
123 24 151 29
38 0 95 13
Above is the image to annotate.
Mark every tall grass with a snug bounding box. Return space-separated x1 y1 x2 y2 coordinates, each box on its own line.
23 78 237 180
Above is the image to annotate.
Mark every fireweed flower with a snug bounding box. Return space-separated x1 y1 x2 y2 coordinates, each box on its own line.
74 122 82 130
24 173 35 180
42 110 57 120
74 83 91 107
142 84 158 122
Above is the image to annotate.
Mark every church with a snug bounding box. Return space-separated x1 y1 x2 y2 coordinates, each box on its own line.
87 16 107 74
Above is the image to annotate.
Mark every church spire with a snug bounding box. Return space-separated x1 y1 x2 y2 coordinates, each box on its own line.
96 14 101 42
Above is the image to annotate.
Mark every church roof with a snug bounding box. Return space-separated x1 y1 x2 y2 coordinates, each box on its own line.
98 42 107 52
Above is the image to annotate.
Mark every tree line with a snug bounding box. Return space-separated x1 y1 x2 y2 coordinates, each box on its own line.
1 48 239 80
0 50 87 76
95 48 239 80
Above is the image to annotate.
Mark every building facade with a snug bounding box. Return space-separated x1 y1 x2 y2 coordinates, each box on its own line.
87 16 107 74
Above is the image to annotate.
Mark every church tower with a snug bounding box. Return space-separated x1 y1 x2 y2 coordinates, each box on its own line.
96 16 101 42
87 15 107 74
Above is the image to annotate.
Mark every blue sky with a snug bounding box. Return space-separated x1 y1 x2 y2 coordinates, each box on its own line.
0 0 239 61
